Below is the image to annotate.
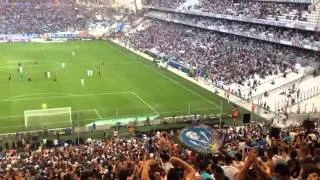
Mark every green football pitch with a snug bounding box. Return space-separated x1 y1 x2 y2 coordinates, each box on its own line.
0 40 232 133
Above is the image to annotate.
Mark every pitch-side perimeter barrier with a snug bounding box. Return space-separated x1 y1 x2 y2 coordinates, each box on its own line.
0 113 225 141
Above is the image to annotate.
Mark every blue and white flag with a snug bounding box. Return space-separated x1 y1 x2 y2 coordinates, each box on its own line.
179 124 221 154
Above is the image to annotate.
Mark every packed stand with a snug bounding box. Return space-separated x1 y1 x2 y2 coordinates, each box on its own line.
121 20 318 92
77 0 113 7
145 0 311 22
0 0 135 34
192 0 310 21
0 123 319 180
145 0 187 9
147 11 320 48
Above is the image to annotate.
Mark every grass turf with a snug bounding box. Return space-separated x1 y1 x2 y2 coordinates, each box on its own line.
0 40 233 133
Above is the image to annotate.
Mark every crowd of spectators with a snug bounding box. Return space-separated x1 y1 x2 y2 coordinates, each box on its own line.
147 11 320 49
145 0 186 9
0 0 134 34
77 0 113 7
121 20 318 91
145 0 311 22
193 0 310 21
0 122 319 180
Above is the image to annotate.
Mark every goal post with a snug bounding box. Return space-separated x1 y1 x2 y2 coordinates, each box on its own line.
24 107 72 130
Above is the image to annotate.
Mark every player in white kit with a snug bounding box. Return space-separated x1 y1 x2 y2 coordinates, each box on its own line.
19 66 23 74
87 69 93 77
81 79 85 86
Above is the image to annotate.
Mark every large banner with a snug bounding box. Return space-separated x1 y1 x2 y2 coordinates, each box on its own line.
0 30 95 43
0 33 39 42
178 124 221 154
79 31 90 39
167 59 190 74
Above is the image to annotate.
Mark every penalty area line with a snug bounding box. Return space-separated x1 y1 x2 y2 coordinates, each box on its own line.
1 91 133 102
131 92 159 114
94 109 102 119
2 92 74 102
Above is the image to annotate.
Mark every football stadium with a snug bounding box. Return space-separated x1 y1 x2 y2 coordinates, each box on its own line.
0 0 319 179
0 41 231 133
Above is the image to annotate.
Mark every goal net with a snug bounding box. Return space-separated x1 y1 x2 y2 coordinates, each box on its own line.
24 107 72 130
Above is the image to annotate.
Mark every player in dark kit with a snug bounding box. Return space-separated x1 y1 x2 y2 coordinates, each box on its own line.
8 73 11 81
28 77 32 82
98 66 101 77
17 62 21 73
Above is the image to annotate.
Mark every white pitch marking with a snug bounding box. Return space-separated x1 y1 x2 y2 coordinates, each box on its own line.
0 115 24 119
103 42 218 108
146 67 218 107
2 92 133 102
94 109 102 119
131 92 158 114
2 92 73 101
